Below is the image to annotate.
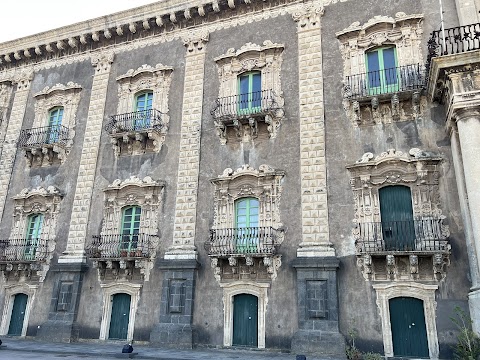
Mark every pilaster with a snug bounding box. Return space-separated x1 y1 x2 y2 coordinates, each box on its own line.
59 51 114 264
293 1 334 257
164 30 208 260
0 69 33 223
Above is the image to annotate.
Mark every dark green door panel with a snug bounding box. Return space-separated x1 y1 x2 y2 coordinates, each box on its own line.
389 297 429 358
109 293 131 340
379 186 415 250
8 293 28 336
233 294 258 347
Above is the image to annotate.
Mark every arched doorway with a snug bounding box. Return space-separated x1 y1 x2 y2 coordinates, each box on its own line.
232 294 258 347
389 297 429 357
108 293 131 340
8 293 28 336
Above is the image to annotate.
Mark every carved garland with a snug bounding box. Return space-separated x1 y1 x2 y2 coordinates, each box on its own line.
213 41 285 142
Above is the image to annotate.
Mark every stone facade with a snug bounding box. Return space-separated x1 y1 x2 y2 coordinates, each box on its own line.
0 0 476 359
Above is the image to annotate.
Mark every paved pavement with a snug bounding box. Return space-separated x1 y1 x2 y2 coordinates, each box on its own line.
0 338 346 360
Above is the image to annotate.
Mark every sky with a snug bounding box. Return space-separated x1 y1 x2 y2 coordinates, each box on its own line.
0 1 161 43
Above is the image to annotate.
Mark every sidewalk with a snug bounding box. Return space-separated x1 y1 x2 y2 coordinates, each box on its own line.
0 337 346 360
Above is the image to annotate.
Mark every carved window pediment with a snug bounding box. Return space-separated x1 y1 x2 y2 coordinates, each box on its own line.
0 186 63 282
89 176 165 282
20 82 82 167
346 149 451 282
212 41 285 144
336 13 426 126
106 64 173 156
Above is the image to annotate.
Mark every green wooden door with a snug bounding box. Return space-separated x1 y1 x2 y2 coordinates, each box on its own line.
235 198 259 253
379 186 415 251
389 297 429 358
135 92 153 129
233 294 258 347
109 293 131 340
120 206 141 253
47 107 63 143
25 214 43 260
8 293 28 336
238 72 261 115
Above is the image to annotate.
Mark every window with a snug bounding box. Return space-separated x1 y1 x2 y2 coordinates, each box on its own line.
24 213 43 260
235 197 259 252
120 206 141 253
47 107 63 143
366 47 398 95
238 72 261 115
134 91 153 130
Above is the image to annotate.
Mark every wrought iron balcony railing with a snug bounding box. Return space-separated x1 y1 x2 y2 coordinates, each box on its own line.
428 22 480 59
205 226 281 256
355 218 449 253
0 238 49 262
211 89 282 122
105 109 165 135
344 64 425 100
18 125 69 148
87 233 156 259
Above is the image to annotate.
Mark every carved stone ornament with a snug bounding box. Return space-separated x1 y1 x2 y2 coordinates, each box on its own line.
347 149 451 282
0 81 13 151
109 64 174 156
21 82 83 167
1 186 63 282
91 51 114 74
95 176 164 281
213 41 285 143
291 1 324 29
182 29 209 53
336 13 426 126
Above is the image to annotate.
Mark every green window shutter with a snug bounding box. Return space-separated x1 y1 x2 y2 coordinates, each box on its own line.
25 214 43 260
366 47 398 95
134 92 153 129
47 107 64 143
235 198 259 252
238 72 261 115
120 206 141 252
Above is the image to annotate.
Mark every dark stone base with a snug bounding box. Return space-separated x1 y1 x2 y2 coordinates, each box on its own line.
291 329 346 356
149 323 193 349
36 320 79 343
114 353 138 358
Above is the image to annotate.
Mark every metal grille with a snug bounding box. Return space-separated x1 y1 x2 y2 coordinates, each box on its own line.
0 238 49 262
105 109 164 134
428 22 480 58
18 125 69 148
87 233 156 259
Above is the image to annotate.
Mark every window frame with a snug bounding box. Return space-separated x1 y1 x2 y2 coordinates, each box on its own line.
120 206 142 252
365 46 399 95
46 106 64 144
24 213 44 260
237 72 262 115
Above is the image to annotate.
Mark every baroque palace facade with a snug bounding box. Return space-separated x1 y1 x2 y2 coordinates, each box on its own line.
0 0 479 358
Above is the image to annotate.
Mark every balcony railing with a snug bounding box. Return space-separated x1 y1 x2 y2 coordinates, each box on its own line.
344 64 425 101
205 226 281 256
0 238 49 262
355 218 449 253
428 22 480 59
86 233 156 259
18 125 69 148
105 109 165 135
211 89 282 122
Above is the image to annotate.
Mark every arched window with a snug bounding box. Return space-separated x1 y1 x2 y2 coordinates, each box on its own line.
120 206 141 252
47 106 64 143
25 213 43 260
134 91 153 129
366 47 398 95
238 72 261 115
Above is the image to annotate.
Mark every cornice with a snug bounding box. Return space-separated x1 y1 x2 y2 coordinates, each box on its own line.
0 0 349 71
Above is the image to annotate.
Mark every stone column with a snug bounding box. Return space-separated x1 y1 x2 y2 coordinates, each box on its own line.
291 2 344 355
164 30 208 260
293 1 334 258
59 51 114 264
454 108 480 332
0 70 33 222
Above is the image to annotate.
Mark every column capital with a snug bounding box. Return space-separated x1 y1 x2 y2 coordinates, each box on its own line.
292 1 324 30
452 106 480 123
12 68 34 91
91 51 114 74
182 29 209 54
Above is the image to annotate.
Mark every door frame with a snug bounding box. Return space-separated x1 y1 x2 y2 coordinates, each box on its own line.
0 284 38 336
220 281 269 348
99 283 142 341
373 282 439 359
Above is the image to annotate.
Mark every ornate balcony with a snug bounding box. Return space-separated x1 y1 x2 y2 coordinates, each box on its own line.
211 89 285 143
355 218 451 282
18 125 70 166
205 226 283 282
0 238 50 279
104 109 167 156
86 233 158 281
